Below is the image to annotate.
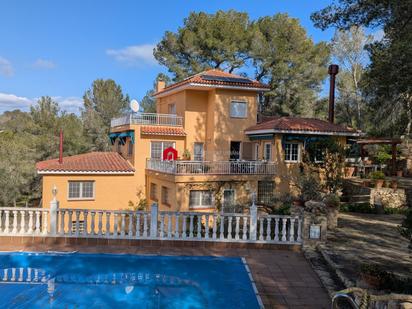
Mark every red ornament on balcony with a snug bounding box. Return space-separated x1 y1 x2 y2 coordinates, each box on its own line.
163 147 178 161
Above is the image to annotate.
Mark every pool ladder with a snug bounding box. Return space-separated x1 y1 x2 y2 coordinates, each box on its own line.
332 293 359 309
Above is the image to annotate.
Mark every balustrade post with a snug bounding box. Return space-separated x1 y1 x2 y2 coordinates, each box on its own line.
49 185 59 235
150 203 158 238
249 193 258 241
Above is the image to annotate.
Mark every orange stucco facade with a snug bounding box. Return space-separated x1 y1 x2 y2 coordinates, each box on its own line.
39 78 350 212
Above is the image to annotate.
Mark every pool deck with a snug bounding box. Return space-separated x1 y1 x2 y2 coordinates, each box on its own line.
0 239 330 308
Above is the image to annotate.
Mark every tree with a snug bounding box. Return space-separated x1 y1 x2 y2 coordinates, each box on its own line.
154 10 252 81
331 26 372 129
311 0 412 138
82 79 129 151
140 73 171 113
251 14 330 116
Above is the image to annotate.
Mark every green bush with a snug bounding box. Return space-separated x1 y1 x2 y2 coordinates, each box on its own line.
324 193 340 208
369 171 385 180
340 203 375 213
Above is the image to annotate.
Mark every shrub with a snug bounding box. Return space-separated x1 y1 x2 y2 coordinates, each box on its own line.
324 193 340 208
369 171 385 180
298 174 322 202
340 203 375 213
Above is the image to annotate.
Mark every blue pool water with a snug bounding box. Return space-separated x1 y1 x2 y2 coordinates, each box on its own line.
0 252 260 308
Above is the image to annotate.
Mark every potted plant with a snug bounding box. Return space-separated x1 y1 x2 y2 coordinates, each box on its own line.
370 171 385 189
182 149 191 161
344 164 355 178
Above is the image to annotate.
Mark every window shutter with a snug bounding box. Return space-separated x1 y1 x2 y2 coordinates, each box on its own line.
242 142 253 160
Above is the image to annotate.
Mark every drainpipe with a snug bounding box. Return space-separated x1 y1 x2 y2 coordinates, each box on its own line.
59 129 63 164
328 64 339 123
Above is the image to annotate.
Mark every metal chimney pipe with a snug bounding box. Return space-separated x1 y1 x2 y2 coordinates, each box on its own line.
328 64 339 123
58 129 63 164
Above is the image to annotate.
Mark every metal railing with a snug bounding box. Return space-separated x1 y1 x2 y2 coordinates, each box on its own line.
0 205 302 245
146 159 276 175
111 113 183 127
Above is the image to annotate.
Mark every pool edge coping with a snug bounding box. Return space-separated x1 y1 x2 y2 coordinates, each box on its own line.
241 257 264 309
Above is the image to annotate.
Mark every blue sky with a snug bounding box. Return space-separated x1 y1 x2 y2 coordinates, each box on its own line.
0 1 346 114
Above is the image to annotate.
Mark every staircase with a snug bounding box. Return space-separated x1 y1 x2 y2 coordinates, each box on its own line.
341 180 371 206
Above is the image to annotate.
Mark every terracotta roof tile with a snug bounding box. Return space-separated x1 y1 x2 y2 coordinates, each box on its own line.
245 117 360 135
140 126 186 136
154 69 269 96
36 152 135 173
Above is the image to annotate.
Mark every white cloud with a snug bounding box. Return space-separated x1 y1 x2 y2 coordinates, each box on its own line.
0 57 14 77
0 92 83 114
32 58 56 69
106 44 157 66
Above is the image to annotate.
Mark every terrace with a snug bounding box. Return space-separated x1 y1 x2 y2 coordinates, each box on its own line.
146 159 276 175
110 112 184 128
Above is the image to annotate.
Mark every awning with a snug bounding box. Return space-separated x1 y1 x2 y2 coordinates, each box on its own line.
109 131 135 145
248 134 274 140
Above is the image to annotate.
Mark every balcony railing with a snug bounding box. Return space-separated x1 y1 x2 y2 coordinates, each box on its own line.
146 159 276 175
111 113 183 127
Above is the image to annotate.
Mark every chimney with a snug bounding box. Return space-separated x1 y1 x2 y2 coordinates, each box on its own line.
59 129 63 164
156 80 166 93
328 64 339 123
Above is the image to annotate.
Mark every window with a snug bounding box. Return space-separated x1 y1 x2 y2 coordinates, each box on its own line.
150 183 157 201
223 189 235 208
68 181 95 200
128 140 133 156
257 181 275 205
284 143 300 162
168 104 176 114
189 190 213 209
254 144 259 160
230 101 247 118
264 143 272 161
116 140 122 153
194 143 204 161
150 141 176 159
161 186 170 206
230 141 241 160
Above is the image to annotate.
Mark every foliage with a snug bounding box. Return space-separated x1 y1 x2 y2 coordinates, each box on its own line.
340 202 374 213
251 14 330 116
332 26 372 130
82 79 129 151
128 190 147 211
398 208 412 248
259 194 292 215
182 149 191 160
324 150 345 193
312 0 412 139
369 171 385 180
376 147 392 164
323 193 341 209
305 137 343 163
155 11 330 117
140 73 171 113
154 10 252 81
297 174 322 202
360 263 412 294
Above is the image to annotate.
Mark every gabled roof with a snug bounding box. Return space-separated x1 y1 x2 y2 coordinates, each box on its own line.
154 69 270 97
245 117 362 137
140 126 186 136
36 152 135 174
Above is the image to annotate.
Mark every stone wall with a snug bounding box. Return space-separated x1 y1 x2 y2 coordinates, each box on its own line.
370 187 407 209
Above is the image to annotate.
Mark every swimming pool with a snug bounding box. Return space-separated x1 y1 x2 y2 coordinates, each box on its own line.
0 252 261 308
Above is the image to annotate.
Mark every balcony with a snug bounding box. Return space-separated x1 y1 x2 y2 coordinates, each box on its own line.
146 159 276 175
111 113 183 128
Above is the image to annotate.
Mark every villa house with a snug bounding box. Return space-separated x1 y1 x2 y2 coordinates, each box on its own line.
36 69 361 212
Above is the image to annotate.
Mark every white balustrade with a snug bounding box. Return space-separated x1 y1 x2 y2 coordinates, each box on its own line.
0 205 302 245
147 159 276 175
0 208 49 235
111 113 183 128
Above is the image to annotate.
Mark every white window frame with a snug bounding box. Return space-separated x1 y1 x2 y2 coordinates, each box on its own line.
189 190 213 209
284 142 301 163
168 103 176 115
150 141 176 160
254 143 259 160
68 181 95 200
264 142 272 161
230 101 247 118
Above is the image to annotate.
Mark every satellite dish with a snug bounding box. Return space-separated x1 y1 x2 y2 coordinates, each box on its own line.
130 99 140 113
